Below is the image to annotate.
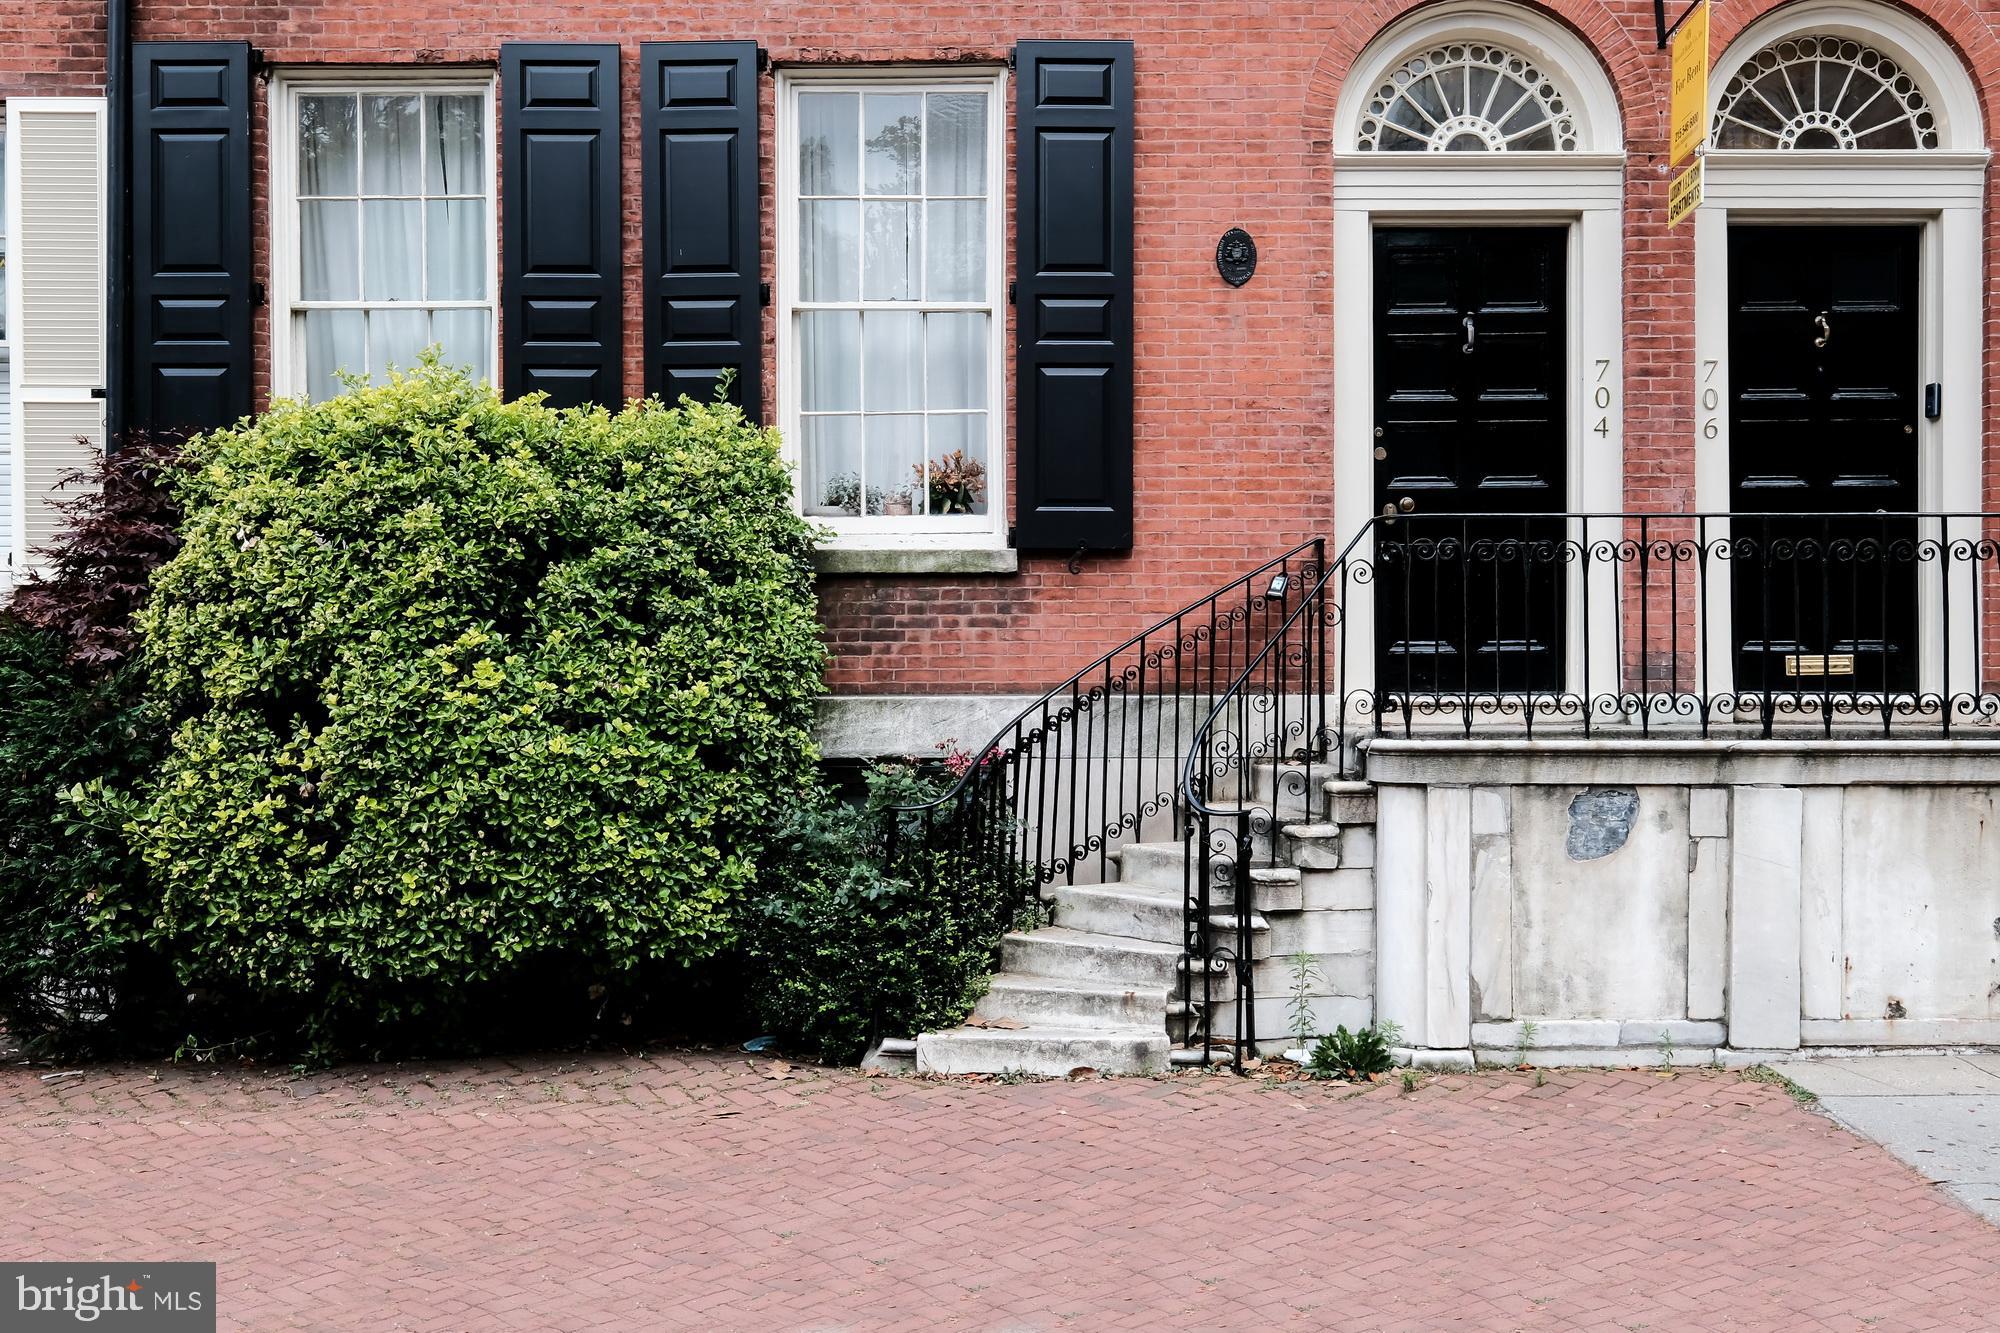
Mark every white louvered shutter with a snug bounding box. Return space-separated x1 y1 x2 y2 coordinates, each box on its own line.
6 99 106 570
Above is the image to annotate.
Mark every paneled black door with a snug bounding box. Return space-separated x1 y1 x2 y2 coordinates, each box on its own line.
1373 227 1568 693
1728 225 1920 693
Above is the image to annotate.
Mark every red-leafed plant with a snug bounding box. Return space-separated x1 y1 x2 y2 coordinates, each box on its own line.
9 432 184 668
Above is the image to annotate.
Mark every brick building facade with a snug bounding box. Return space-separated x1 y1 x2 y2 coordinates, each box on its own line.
3 0 1998 728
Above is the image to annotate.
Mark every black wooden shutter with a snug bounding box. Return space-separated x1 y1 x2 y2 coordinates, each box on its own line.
130 42 253 434
1012 41 1135 552
639 41 762 418
500 45 622 410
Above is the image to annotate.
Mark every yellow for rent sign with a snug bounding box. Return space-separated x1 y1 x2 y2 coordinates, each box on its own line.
1669 0 1710 167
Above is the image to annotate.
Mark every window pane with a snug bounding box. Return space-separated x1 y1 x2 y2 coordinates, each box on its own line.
299 95 358 195
799 311 861 412
798 92 858 195
425 199 485 300
299 200 360 301
362 94 423 194
925 200 985 301
432 308 490 383
862 201 920 302
862 93 921 195
362 200 422 301
862 311 922 413
367 308 430 384
925 412 989 515
426 95 484 194
302 309 365 401
865 414 924 515
925 312 986 410
799 200 859 302
803 415 864 516
925 92 986 195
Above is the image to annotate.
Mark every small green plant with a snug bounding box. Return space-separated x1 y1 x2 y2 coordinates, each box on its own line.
1534 1068 1547 1088
1285 951 1322 1052
1399 1068 1419 1094
1514 1019 1539 1068
1308 1023 1397 1079
1657 1028 1678 1070
1740 1064 1818 1106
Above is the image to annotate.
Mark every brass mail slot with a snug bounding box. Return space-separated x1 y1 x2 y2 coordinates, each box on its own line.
1785 652 1856 678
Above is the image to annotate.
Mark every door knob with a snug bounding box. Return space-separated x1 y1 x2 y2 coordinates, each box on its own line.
1397 496 1416 513
1374 446 1388 461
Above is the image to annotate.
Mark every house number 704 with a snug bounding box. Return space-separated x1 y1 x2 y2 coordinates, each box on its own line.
1591 359 1614 438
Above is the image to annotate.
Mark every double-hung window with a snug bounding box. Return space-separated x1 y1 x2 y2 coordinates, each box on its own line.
274 74 497 401
779 70 1006 545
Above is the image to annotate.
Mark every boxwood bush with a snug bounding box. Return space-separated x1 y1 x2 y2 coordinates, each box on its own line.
105 363 823 1043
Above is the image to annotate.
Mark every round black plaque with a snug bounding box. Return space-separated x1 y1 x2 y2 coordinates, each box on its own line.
1216 228 1257 287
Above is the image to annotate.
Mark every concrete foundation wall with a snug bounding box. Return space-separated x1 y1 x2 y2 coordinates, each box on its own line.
1369 739 2000 1063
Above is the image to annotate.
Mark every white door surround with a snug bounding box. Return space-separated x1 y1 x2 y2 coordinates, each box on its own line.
1332 4 1627 698
1694 2 1989 698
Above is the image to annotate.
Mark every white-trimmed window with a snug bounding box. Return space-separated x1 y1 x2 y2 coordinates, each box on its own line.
273 73 497 401
778 69 1006 546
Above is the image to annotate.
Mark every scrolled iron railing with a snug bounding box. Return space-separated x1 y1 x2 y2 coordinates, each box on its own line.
877 538 1328 1010
1178 508 2000 1068
882 509 2000 1068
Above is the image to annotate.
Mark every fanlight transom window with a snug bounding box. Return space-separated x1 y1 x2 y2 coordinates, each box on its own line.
1358 43 1579 152
1714 36 1939 149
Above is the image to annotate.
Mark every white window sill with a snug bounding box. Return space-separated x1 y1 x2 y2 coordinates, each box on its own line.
812 544 1018 577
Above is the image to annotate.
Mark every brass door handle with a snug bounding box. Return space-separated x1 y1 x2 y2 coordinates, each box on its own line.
1813 312 1831 348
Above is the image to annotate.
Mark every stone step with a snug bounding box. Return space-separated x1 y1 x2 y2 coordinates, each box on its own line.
1000 926 1185 989
1107 841 1188 893
1050 884 1268 947
915 1025 1171 1077
971 972 1174 1030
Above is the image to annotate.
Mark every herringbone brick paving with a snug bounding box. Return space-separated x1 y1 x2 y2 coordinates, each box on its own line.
3 1052 1996 1330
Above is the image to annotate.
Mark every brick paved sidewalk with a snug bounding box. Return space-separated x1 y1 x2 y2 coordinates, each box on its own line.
3 1053 1996 1331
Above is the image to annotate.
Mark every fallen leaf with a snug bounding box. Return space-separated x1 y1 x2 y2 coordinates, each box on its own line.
1066 1067 1099 1079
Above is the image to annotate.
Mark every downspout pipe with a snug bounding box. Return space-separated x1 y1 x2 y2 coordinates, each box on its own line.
105 0 130 448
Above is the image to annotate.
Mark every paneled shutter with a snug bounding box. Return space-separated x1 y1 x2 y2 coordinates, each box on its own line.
130 42 253 433
500 44 622 409
639 41 762 417
1012 41 1135 552
5 100 107 569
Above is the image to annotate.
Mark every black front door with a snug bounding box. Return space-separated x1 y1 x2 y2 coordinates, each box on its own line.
1373 226 1568 693
1729 225 1920 693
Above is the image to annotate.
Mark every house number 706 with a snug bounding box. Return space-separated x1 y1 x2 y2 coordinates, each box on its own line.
1701 360 1720 439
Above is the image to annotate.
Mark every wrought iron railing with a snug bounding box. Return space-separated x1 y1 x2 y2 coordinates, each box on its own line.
1362 510 2000 738
878 538 1327 999
1177 509 2000 1067
883 510 2000 1066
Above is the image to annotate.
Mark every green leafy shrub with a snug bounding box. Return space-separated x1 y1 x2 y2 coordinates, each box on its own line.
107 362 823 1046
0 436 183 1054
1308 1022 1401 1080
741 760 1022 1065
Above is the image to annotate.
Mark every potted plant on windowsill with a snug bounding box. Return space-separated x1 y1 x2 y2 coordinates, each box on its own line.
881 485 916 517
820 472 883 518
918 450 987 516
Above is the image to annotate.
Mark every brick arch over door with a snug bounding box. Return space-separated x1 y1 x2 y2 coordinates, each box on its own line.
1704 0 2000 147
1301 0 1654 152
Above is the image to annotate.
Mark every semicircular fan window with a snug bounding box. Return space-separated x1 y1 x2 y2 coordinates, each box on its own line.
1358 43 1579 152
1714 36 1939 149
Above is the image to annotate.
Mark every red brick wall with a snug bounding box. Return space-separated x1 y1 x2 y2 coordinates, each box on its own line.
35 1 1996 696
0 0 108 100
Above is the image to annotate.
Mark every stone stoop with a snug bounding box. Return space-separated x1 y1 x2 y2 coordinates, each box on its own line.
915 769 1386 1074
